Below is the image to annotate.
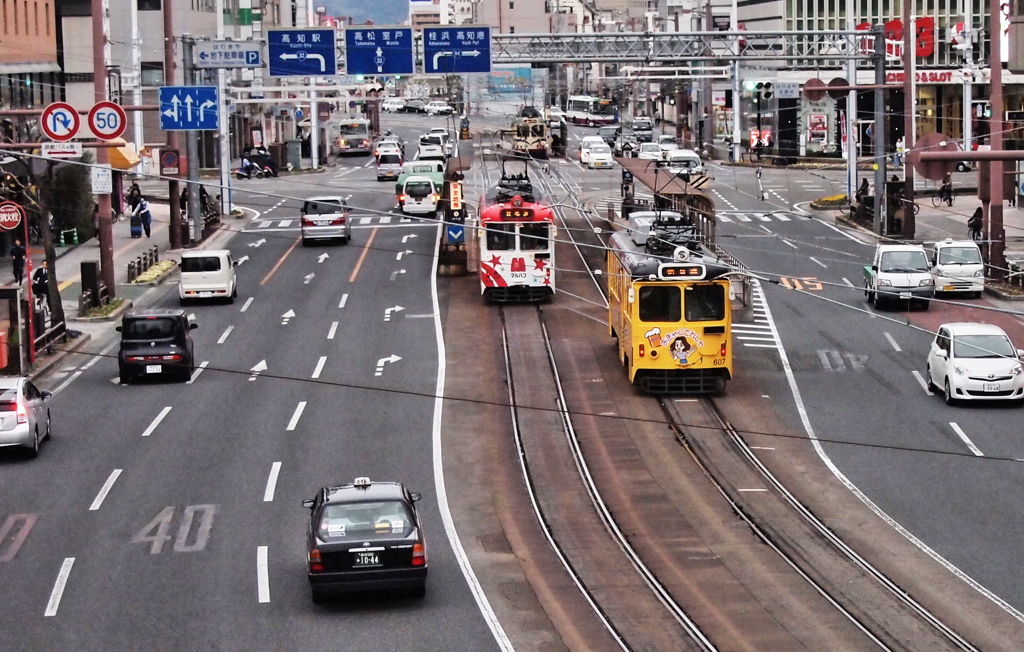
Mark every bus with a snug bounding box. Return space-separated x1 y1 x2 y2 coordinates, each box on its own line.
566 96 617 126
329 119 372 156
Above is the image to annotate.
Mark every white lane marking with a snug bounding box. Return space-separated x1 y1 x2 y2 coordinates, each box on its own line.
241 297 254 312
782 239 798 249
718 214 733 222
428 223 514 650
141 406 173 437
311 356 327 379
277 220 292 227
286 401 307 431
44 558 76 617
88 469 123 511
809 257 828 268
774 213 792 221
84 341 117 370
51 371 82 396
744 343 779 348
258 221 272 228
263 462 282 502
738 488 768 492
950 422 984 457
359 217 371 225
757 213 771 222
912 370 934 395
884 332 902 352
187 361 210 384
842 277 854 287
217 325 235 344
380 216 392 224
327 321 338 339
257 546 270 603
735 213 752 222
339 293 349 309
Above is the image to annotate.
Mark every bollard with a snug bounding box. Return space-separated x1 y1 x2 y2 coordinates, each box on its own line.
127 261 136 282
153 246 159 263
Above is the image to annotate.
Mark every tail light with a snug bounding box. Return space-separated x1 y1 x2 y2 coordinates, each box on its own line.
433 194 441 202
412 542 426 567
161 355 182 361
638 343 646 357
399 194 406 203
16 401 27 424
362 139 369 146
373 150 379 157
330 215 346 225
128 356 146 362
308 548 323 572
720 342 727 357
301 217 315 227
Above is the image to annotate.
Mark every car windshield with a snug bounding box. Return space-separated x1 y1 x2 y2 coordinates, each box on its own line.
378 154 402 165
123 317 177 339
640 143 660 151
405 181 434 198
938 246 983 265
879 251 929 273
599 127 618 137
304 200 344 215
671 158 699 168
639 286 682 322
181 256 221 273
420 136 442 146
633 120 652 130
953 334 1017 359
591 146 611 154
318 500 413 540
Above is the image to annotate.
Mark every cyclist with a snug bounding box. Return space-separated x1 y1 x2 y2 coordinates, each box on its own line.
968 207 983 241
940 173 953 206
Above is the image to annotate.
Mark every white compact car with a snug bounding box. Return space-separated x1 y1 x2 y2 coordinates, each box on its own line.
926 322 1024 405
425 101 454 115
579 136 604 164
588 144 614 168
666 149 704 177
179 249 238 304
382 98 406 112
930 239 985 297
637 142 664 161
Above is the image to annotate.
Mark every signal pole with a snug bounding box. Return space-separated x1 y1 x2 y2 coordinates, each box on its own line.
164 0 181 250
92 0 115 295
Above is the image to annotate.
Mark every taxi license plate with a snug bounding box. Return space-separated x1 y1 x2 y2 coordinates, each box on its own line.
984 383 1000 392
899 292 912 299
145 365 162 374
943 285 954 291
354 552 380 566
199 291 212 298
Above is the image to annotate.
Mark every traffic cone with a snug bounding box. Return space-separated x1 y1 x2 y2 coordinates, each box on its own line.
57 230 64 247
71 229 79 245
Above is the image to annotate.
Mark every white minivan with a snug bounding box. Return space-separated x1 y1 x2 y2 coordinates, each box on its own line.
399 176 440 216
930 238 985 298
179 249 237 304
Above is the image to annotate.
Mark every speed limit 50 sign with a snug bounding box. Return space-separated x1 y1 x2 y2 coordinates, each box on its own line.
88 101 127 140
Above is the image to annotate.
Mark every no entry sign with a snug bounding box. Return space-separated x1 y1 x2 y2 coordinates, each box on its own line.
0 201 24 230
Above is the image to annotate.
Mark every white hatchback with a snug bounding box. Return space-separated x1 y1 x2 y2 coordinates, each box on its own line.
579 136 604 164
926 322 1024 405
637 142 664 161
588 145 614 169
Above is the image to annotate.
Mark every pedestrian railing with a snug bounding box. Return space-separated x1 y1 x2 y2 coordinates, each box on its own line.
126 246 160 283
33 320 66 356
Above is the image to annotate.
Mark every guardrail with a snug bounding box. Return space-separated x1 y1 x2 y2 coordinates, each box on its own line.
126 246 160 283
78 283 110 317
33 320 67 356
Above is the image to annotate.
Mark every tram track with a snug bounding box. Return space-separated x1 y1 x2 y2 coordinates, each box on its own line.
499 304 717 652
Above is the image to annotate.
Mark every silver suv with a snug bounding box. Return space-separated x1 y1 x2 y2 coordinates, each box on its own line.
0 377 52 457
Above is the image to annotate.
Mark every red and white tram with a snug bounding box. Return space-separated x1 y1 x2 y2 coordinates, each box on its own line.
478 161 555 302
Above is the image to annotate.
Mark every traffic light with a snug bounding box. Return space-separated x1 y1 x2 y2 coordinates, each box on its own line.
743 80 773 99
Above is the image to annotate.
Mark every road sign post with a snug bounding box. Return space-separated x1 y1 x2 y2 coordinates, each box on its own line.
423 27 492 74
267 28 338 77
159 86 219 131
344 28 414 76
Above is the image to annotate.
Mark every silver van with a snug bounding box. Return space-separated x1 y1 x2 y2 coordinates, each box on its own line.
377 152 404 181
300 196 351 245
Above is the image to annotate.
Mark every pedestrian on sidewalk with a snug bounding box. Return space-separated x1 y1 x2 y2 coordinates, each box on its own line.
129 194 153 238
10 238 25 285
654 109 662 127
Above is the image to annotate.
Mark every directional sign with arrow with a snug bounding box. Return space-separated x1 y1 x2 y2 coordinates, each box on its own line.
374 354 402 377
446 225 465 244
383 306 404 322
268 28 337 77
423 27 491 74
159 86 219 131
345 27 414 76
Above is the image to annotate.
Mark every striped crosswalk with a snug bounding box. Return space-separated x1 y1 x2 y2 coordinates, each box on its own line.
733 281 781 350
717 210 808 223
242 214 424 233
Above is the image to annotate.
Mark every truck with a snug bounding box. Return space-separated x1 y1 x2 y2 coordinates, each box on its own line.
929 238 985 298
863 243 935 310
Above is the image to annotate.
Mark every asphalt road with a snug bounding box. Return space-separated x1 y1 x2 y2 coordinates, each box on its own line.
0 115 500 651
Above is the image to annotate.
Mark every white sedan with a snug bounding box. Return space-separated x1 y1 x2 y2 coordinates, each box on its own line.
579 137 604 164
926 322 1024 405
587 145 614 169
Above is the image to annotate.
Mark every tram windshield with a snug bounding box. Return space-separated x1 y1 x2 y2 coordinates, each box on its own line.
338 122 370 137
520 223 549 250
638 286 681 322
486 224 515 250
684 284 726 321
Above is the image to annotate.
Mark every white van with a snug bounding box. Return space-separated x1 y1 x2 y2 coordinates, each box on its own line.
382 98 406 112
399 176 440 217
179 250 237 304
930 238 985 297
667 149 704 177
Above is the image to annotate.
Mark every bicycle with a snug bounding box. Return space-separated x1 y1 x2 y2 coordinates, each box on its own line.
931 181 954 207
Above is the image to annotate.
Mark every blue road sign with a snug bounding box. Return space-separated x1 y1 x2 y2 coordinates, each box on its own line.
268 28 337 77
345 28 414 76
446 224 465 244
159 86 219 131
423 27 491 74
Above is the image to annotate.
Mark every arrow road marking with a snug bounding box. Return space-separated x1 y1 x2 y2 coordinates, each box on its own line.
249 359 268 381
304 273 315 284
396 250 413 260
384 305 405 322
401 234 417 243
236 255 249 265
317 253 329 263
281 309 295 325
390 269 406 281
375 354 402 377
248 238 266 248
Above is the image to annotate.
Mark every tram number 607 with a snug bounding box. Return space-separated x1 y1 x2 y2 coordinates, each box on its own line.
713 358 726 365
779 277 823 291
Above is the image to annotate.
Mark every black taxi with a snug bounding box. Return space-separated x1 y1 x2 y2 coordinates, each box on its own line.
303 477 427 601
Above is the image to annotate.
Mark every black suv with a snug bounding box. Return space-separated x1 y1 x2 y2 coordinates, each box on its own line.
116 309 197 384
303 477 427 602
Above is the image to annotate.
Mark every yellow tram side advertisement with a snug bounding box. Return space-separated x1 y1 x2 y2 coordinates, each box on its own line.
607 211 734 394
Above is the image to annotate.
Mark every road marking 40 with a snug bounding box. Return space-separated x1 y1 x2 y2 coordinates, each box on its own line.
132 505 217 554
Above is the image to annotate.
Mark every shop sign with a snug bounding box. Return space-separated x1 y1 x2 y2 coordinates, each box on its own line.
808 114 827 143
884 70 958 84
775 82 800 99
856 17 935 59
712 91 726 106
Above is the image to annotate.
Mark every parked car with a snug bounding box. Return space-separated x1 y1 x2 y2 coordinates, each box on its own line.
382 98 406 112
0 377 51 457
179 250 238 304
424 101 454 116
926 322 1024 405
117 309 197 384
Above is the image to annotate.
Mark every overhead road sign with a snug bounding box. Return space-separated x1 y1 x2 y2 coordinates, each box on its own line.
195 41 262 69
40 102 80 142
423 27 491 74
268 28 337 77
88 101 128 140
159 86 219 131
42 142 83 158
345 27 414 76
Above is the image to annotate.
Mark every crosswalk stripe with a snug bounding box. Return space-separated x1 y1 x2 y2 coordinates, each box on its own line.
718 214 732 222
774 213 791 221
380 216 392 224
735 213 752 222
757 214 771 222
258 221 271 228
359 217 371 225
278 220 292 227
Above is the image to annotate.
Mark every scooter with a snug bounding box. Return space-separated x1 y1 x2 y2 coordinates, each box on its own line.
235 164 264 180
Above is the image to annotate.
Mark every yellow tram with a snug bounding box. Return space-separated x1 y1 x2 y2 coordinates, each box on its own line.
607 209 733 393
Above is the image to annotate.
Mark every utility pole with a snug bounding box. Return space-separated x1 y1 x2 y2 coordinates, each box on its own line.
988 0 1006 278
902 0 916 238
732 60 741 162
92 0 115 295
216 0 231 216
961 0 973 153
164 0 181 250
846 16 857 202
873 25 886 235
183 36 202 246
131 0 143 155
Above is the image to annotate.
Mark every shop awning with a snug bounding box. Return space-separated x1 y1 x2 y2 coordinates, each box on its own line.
107 141 141 170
